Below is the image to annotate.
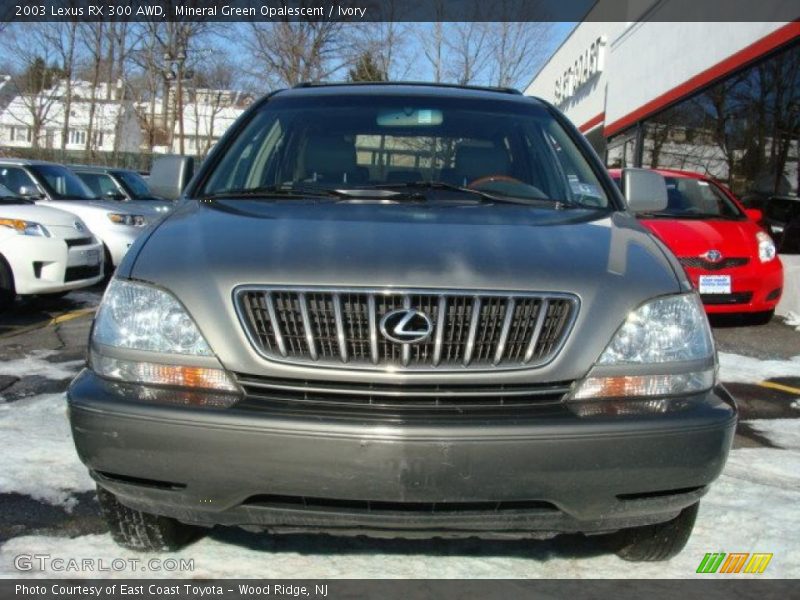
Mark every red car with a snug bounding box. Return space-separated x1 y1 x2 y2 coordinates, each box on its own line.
610 169 783 322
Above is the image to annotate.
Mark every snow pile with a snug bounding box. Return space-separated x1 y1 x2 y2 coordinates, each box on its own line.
718 352 800 384
0 419 797 579
0 393 94 509
0 350 83 380
784 311 800 332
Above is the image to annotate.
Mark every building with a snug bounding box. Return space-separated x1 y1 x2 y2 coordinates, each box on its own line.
0 79 142 154
525 13 799 200
170 89 252 156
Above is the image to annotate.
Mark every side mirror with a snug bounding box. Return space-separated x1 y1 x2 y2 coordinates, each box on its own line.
105 189 126 201
148 155 195 201
745 208 763 222
621 168 668 213
18 185 43 199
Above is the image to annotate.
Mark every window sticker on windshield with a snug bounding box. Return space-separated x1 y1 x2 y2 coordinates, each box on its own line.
698 181 709 186
418 110 433 124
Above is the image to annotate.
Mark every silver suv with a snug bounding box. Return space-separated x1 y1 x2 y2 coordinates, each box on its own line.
68 83 736 561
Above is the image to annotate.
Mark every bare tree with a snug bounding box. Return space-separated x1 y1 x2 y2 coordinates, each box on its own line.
444 22 489 86
0 25 64 149
486 22 554 89
242 21 350 88
38 21 82 152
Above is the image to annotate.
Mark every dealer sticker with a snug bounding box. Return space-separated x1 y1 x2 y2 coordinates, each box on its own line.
699 275 731 294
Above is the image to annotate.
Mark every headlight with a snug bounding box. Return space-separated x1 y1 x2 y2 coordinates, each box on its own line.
91 279 237 394
570 294 715 401
0 218 50 237
757 231 776 262
107 213 147 227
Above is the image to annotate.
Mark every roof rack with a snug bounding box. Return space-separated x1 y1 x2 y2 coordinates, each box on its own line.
292 81 523 95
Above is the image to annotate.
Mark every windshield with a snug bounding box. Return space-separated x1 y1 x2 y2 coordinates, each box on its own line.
199 94 610 208
115 170 157 200
651 177 743 219
0 183 19 199
30 165 97 200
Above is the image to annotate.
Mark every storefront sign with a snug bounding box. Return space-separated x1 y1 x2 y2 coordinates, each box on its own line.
554 36 606 105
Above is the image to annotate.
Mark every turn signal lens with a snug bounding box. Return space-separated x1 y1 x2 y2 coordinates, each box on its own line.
91 352 238 392
569 370 714 400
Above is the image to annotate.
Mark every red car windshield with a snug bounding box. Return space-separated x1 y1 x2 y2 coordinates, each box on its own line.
654 177 744 219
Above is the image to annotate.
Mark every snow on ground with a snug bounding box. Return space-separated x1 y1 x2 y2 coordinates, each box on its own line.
0 407 798 579
784 312 800 332
0 393 94 509
718 352 800 384
0 350 83 381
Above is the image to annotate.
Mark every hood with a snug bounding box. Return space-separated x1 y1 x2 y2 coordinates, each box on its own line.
0 202 87 228
122 200 685 384
46 198 160 215
641 217 759 259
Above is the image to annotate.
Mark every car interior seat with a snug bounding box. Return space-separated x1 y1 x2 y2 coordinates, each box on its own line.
303 135 368 185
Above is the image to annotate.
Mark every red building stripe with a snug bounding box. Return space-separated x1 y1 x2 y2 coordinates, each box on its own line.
578 112 605 133
603 22 800 138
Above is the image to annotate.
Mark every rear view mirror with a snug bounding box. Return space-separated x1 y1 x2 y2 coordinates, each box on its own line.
18 185 43 199
621 168 668 213
148 155 194 201
745 208 763 222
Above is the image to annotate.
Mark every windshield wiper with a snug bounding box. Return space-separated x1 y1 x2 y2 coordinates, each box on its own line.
365 181 569 208
202 184 341 200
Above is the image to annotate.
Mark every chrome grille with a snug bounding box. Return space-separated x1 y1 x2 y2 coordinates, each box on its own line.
679 257 749 270
235 287 579 371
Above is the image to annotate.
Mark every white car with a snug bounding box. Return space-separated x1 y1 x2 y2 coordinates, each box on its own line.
0 160 158 273
0 183 104 308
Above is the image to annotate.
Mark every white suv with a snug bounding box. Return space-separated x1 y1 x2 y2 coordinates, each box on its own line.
0 160 158 273
0 183 103 307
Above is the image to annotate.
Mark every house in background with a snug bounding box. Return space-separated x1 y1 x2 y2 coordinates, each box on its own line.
0 78 142 153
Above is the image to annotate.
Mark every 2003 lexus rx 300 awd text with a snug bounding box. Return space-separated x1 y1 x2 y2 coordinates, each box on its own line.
67 83 736 561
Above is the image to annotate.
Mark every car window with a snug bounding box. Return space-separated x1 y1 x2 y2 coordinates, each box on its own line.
29 165 96 200
114 171 154 199
0 166 39 196
765 198 800 223
660 177 743 218
200 95 610 208
77 172 120 197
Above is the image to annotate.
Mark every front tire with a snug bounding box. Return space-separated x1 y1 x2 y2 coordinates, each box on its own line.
96 486 199 551
606 502 699 562
0 256 15 310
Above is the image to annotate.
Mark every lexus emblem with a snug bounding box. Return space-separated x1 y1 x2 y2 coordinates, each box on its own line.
379 309 433 344
702 249 723 263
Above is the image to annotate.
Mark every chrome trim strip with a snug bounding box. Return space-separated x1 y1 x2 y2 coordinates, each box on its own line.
297 292 318 361
236 377 571 398
524 299 550 364
233 286 580 373
493 297 516 365
264 292 287 357
432 295 447 367
368 294 379 364
401 296 411 367
332 293 348 363
462 296 482 366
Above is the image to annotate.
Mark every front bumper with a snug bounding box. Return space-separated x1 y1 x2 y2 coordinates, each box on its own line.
687 258 783 314
0 236 103 295
102 227 142 267
68 370 736 538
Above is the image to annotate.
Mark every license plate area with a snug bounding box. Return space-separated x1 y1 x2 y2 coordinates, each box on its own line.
698 275 731 294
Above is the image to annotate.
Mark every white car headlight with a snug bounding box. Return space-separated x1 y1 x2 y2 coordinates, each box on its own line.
757 231 776 262
0 218 50 237
92 279 236 393
107 213 147 227
570 294 715 401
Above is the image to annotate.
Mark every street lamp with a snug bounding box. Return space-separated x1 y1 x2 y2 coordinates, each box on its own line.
164 47 193 155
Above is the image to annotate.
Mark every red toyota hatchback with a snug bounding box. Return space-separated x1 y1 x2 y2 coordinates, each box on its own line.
610 169 783 322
